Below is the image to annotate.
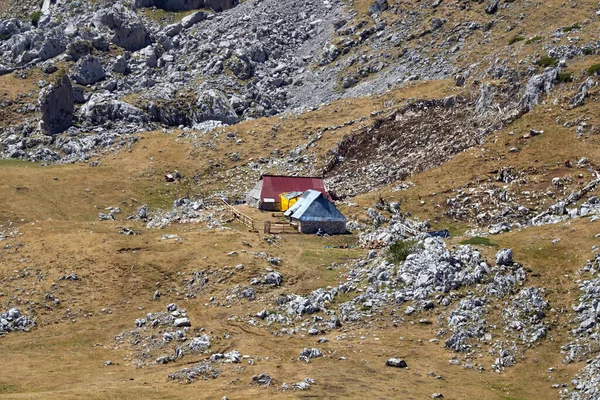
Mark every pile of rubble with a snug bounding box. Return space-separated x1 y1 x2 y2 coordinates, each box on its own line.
0 307 35 335
240 226 550 372
168 349 256 383
560 255 600 398
134 198 230 229
115 303 211 367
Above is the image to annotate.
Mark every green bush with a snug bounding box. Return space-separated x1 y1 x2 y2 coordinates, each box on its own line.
386 240 420 264
508 35 525 45
525 35 542 44
588 64 600 76
0 34 10 41
538 56 558 67
459 236 498 247
583 48 594 56
563 24 581 33
30 11 42 27
557 72 573 83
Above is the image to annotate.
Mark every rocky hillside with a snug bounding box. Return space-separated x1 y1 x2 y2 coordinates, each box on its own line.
0 0 598 163
2 0 600 399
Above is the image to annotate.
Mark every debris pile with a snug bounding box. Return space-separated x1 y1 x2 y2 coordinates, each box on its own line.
0 307 35 335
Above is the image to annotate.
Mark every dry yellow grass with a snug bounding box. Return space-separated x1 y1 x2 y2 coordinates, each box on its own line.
1 88 598 398
1 2 600 394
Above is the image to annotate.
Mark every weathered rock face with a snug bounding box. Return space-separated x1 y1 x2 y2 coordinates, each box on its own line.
181 11 206 28
80 94 148 126
92 4 150 51
72 55 105 85
203 0 238 12
38 74 74 135
196 89 239 124
134 0 238 12
520 68 558 111
65 40 92 61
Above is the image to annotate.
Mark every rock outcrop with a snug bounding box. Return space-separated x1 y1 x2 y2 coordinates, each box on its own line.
133 0 238 12
39 74 74 135
80 94 148 126
196 89 239 124
72 55 105 85
92 4 150 51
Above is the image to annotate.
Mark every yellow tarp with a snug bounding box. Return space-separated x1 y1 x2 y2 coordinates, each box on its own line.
280 193 301 211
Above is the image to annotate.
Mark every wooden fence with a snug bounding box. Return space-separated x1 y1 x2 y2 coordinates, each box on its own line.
264 221 298 234
205 197 257 232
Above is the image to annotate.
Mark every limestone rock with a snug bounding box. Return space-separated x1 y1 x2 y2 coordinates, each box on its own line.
386 358 407 368
38 74 74 135
134 0 238 12
93 4 150 51
80 94 148 125
521 68 558 111
181 11 207 28
196 89 239 124
495 248 513 266
72 55 105 85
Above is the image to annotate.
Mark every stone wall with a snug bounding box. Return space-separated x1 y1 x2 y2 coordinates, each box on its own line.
299 220 346 235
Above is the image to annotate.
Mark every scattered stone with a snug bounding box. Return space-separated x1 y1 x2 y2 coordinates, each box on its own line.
386 358 407 368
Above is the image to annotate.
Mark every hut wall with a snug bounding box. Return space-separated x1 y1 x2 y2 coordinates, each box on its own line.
298 220 347 235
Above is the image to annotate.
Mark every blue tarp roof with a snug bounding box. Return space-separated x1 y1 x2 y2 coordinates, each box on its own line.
284 190 346 222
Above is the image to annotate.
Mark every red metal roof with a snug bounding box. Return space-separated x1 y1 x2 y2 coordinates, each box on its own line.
260 175 332 202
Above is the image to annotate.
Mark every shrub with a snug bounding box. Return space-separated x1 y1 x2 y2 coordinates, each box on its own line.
557 72 573 83
538 56 558 67
459 236 498 247
508 35 525 45
563 24 581 33
583 48 594 56
386 240 420 264
30 11 42 27
588 64 600 76
525 35 543 44
0 34 10 41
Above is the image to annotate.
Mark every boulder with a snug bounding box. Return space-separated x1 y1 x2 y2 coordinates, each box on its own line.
475 83 495 117
181 11 207 28
93 4 150 51
204 0 239 12
0 18 21 37
485 0 500 14
141 45 158 68
134 0 203 11
65 40 92 61
174 317 191 327
368 0 388 15
72 85 88 104
495 248 513 266
521 68 558 111
111 55 129 74
247 41 268 63
320 43 341 66
80 94 148 125
38 74 74 135
264 272 283 286
91 36 110 51
228 52 254 80
134 0 238 12
16 29 66 64
569 77 596 108
72 55 105 85
164 23 183 37
386 358 407 368
196 89 239 124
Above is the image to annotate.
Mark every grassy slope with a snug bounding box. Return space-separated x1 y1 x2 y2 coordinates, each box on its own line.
1 77 599 398
1 1 600 399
